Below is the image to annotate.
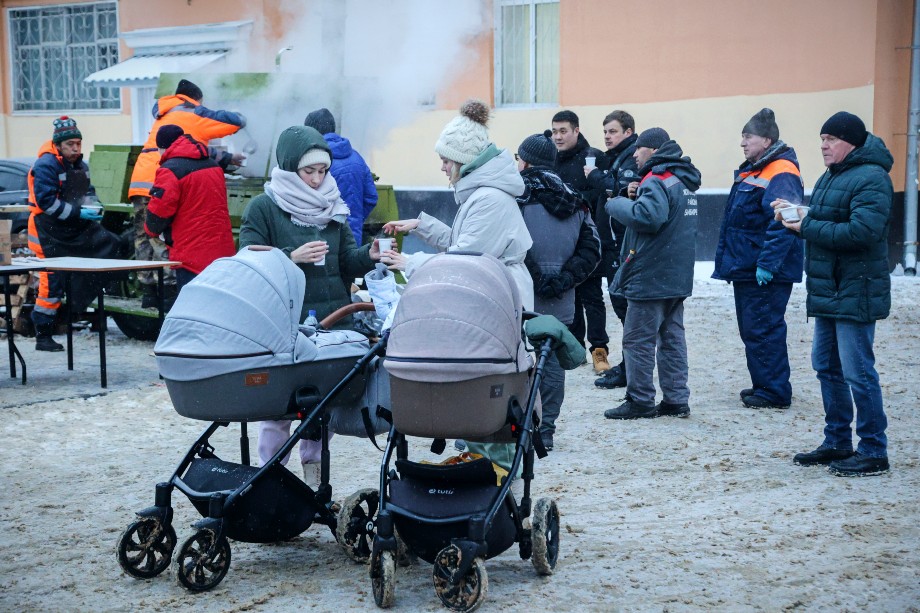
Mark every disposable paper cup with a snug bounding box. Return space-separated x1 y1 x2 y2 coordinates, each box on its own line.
780 205 808 222
315 254 326 266
378 238 393 252
585 156 596 167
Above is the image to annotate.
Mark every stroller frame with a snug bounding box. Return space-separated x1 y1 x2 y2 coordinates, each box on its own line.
369 337 558 611
117 327 387 592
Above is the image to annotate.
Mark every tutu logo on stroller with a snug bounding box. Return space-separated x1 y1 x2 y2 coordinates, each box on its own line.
428 488 454 495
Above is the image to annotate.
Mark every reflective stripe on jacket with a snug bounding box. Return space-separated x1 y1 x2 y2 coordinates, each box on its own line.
712 143 804 283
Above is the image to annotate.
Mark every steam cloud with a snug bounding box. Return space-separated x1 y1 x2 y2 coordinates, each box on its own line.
193 0 487 178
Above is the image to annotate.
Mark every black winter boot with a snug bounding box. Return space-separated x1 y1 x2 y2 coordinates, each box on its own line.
35 328 64 352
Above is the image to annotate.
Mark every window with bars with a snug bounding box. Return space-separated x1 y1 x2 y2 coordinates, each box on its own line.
495 0 559 106
9 2 120 112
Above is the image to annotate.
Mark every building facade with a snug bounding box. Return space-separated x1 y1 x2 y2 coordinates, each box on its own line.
0 0 913 194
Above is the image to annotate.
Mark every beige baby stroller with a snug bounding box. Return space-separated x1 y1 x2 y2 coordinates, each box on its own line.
338 252 560 612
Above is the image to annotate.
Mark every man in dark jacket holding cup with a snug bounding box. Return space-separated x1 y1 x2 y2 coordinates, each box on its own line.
777 112 893 477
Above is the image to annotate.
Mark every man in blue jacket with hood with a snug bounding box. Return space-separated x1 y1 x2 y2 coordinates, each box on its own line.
304 108 377 244
713 109 804 410
603 128 701 420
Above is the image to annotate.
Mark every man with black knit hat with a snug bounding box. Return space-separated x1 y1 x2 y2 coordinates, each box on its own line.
144 125 234 291
776 111 893 477
550 109 607 372
27 116 127 351
304 107 378 244
587 110 640 390
516 132 601 450
129 78 246 307
603 128 700 420
713 108 804 410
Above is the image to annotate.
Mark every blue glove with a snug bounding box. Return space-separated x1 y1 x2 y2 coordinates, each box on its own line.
79 207 103 221
755 267 773 286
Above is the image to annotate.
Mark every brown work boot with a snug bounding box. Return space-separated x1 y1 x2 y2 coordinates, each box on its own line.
591 347 611 373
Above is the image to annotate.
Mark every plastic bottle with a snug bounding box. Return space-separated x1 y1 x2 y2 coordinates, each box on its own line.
304 309 319 329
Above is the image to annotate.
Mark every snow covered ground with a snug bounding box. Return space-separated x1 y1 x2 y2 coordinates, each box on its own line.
1 264 918 611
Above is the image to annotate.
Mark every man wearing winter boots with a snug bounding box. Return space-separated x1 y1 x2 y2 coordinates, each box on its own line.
27 117 127 351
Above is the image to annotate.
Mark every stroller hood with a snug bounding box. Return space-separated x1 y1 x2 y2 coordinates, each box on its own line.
155 246 318 381
384 252 530 383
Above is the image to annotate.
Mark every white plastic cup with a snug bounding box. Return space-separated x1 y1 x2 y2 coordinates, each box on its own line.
378 237 393 252
315 254 326 266
779 207 797 222
585 156 596 168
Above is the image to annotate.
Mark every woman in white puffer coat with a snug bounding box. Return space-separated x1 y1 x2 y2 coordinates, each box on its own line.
381 99 534 311
381 99 535 476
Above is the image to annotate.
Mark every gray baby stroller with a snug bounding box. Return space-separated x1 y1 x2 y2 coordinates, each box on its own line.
342 252 560 612
115 246 388 591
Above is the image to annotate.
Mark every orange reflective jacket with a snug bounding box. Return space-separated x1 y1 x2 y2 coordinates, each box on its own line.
128 94 245 199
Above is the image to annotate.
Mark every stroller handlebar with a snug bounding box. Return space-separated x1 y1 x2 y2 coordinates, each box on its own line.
319 302 377 330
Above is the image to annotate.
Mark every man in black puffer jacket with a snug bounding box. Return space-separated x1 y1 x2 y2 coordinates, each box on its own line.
585 110 640 389
603 128 700 421
516 132 601 451
550 110 607 372
780 112 893 477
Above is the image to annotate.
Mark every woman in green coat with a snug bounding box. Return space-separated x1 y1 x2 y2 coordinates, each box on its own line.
240 125 383 487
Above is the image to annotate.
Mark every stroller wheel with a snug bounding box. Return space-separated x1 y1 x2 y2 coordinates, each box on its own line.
531 498 560 575
336 488 379 563
370 549 396 608
116 518 177 579
175 529 232 591
432 545 488 613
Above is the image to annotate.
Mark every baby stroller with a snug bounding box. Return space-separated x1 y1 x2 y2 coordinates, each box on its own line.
348 252 561 612
115 246 389 591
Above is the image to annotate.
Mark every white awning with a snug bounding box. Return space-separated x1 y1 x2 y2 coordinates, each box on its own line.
84 52 226 88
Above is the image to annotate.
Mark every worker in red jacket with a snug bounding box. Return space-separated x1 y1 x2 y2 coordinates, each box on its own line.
144 125 235 292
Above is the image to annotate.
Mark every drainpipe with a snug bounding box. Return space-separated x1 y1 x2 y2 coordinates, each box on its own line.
904 0 920 275
264 46 294 178
275 46 293 72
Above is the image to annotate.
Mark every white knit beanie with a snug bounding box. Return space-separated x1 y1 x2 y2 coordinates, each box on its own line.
434 99 491 165
297 147 331 170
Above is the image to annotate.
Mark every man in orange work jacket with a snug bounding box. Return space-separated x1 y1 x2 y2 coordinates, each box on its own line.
28 116 128 351
129 79 245 307
712 109 804 410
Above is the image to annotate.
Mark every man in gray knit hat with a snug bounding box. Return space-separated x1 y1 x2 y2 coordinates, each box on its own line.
712 109 804 411
516 132 600 450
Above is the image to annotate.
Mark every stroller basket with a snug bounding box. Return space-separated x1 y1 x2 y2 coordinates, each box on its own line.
181 457 315 543
389 459 516 563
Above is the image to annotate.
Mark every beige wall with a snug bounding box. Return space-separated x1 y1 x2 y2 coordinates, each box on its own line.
561 0 881 104
873 0 914 187
3 114 132 160
0 0 913 191
371 0 911 190
369 86 876 190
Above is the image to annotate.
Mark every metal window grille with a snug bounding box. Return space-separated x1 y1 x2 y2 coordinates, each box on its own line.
495 0 559 106
9 2 120 112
